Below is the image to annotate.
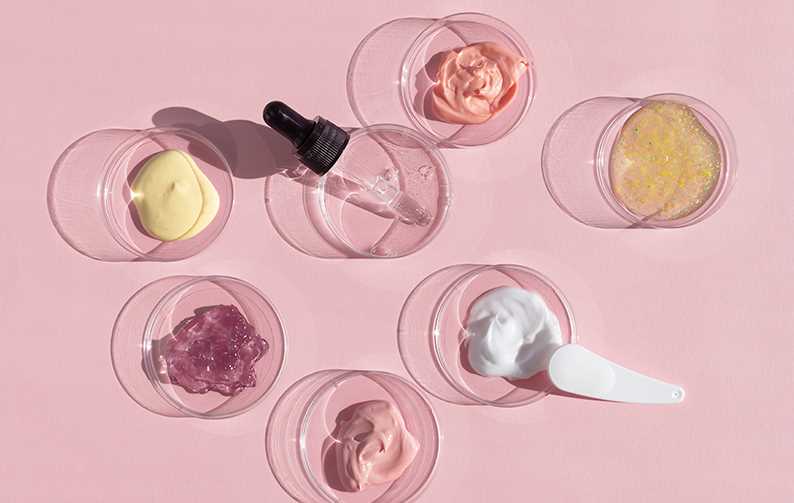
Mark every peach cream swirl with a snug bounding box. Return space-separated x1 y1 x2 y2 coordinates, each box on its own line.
324 400 420 492
430 42 528 124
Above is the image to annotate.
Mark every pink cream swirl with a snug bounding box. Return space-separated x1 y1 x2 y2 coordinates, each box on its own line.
325 400 420 492
431 42 528 124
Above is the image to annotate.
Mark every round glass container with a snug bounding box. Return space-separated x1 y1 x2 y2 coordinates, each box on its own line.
266 124 451 258
399 264 575 407
542 93 737 228
266 370 439 502
48 127 233 261
111 275 285 419
347 12 535 147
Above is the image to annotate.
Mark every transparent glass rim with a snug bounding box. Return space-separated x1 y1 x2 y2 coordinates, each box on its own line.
99 127 234 259
346 16 430 130
594 93 738 228
47 128 135 258
399 12 536 147
430 264 577 407
315 124 452 258
540 98 597 226
141 275 286 419
297 370 440 502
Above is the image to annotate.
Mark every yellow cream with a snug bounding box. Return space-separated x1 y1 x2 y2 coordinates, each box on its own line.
179 163 220 240
609 101 721 220
130 149 219 241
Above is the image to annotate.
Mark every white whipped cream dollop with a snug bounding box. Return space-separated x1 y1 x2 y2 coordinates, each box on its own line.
464 287 563 379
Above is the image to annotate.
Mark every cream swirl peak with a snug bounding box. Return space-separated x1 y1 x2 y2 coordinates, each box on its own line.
327 400 419 492
465 287 563 380
430 42 528 124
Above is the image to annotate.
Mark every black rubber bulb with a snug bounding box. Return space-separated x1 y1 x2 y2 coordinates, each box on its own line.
262 100 350 176
263 101 314 148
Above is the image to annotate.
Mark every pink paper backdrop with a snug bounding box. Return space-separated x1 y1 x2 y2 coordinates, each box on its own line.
2 0 792 501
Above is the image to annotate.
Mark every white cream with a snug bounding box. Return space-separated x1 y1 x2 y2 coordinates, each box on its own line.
464 287 563 379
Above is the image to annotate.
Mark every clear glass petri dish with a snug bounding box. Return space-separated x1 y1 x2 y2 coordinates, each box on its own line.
111 275 285 419
266 370 440 502
48 127 233 261
399 264 575 407
542 93 737 228
265 124 451 258
347 12 535 147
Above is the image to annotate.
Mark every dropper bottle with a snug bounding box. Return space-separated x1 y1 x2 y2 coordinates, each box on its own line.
263 101 431 226
263 101 349 176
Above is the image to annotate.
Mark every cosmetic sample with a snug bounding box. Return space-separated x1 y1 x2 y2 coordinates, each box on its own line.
465 286 562 379
431 42 528 124
327 400 419 492
464 284 685 404
165 304 269 396
130 149 220 241
609 101 721 220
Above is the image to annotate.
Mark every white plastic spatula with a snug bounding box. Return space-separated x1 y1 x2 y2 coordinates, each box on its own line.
546 344 685 404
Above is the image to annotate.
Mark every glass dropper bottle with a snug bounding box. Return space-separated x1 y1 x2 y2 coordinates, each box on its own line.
264 101 432 226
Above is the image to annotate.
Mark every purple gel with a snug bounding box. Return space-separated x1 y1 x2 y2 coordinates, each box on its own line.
165 305 269 396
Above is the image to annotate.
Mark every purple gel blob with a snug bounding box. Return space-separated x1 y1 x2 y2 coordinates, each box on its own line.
165 305 269 396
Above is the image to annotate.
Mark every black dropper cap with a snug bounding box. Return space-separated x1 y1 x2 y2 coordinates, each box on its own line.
263 101 350 176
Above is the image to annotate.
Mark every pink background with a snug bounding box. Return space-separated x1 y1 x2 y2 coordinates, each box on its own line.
2 0 793 501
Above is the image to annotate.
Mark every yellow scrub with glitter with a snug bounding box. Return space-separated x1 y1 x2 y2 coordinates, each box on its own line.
609 101 721 220
130 150 220 241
